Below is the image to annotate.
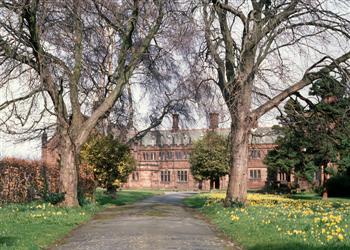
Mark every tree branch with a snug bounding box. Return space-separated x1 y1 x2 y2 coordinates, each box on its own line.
212 0 247 24
0 88 43 111
69 1 84 126
77 0 165 147
253 52 350 118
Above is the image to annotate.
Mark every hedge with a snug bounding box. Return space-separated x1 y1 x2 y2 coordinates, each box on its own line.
0 158 95 204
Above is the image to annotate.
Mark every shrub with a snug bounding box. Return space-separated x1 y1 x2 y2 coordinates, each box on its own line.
326 175 350 197
81 135 135 195
43 192 65 205
0 157 94 204
0 158 58 203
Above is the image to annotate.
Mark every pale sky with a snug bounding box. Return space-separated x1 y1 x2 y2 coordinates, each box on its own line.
1 1 348 160
0 133 41 159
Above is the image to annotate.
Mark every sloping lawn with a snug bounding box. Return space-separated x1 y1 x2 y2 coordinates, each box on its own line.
0 189 161 250
184 193 350 250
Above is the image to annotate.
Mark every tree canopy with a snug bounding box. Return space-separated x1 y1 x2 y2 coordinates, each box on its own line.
264 76 350 182
189 131 229 183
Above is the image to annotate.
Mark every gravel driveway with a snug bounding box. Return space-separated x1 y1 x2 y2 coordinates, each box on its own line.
50 192 236 250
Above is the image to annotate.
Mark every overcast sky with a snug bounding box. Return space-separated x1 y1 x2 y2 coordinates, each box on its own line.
1 1 348 160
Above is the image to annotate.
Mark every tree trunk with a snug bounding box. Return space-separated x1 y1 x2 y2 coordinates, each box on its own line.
322 169 329 200
224 88 253 206
225 120 250 205
59 135 79 207
106 183 117 197
322 189 328 199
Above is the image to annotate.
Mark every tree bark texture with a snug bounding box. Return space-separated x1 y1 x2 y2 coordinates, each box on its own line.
59 134 80 207
224 81 254 205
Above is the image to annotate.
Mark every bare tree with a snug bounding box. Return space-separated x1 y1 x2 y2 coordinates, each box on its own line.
0 0 195 206
198 0 350 205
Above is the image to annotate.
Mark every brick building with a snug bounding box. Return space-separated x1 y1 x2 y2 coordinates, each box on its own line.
41 113 277 192
124 113 277 191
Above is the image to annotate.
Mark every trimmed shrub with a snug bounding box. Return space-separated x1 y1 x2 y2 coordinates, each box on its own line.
0 158 58 203
0 157 95 204
326 175 350 197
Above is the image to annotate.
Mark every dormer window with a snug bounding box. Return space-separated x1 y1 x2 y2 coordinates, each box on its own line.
250 149 261 159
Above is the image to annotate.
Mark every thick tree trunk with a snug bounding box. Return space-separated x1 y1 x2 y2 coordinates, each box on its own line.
225 119 250 205
224 84 254 206
59 135 80 207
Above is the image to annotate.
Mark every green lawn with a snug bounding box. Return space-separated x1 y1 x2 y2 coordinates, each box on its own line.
0 189 161 250
290 193 350 203
184 192 350 250
95 189 162 206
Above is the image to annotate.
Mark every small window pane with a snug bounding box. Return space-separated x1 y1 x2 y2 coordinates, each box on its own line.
250 149 261 159
161 171 171 182
177 170 188 182
250 169 261 180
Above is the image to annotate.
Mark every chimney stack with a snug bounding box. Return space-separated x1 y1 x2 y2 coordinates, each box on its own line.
323 95 337 104
41 130 48 147
209 113 219 130
172 113 179 132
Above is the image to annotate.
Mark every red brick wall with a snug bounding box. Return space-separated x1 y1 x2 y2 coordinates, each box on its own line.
123 143 276 191
42 133 276 193
246 144 275 189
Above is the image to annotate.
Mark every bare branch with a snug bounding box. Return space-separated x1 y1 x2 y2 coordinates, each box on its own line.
212 0 247 24
253 52 350 118
0 88 43 111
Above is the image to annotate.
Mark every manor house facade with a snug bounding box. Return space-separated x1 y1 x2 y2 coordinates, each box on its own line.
41 113 277 192
123 113 277 191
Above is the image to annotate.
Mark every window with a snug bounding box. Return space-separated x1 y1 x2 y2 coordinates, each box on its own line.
166 151 173 160
143 152 157 161
250 169 261 180
177 170 188 182
160 170 171 182
159 152 165 160
132 172 139 181
183 151 189 159
278 172 287 181
175 151 183 160
250 149 261 159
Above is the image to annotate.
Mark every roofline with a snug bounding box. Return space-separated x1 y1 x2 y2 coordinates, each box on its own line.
141 126 274 133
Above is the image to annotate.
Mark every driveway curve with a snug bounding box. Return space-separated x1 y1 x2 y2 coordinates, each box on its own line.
51 192 236 250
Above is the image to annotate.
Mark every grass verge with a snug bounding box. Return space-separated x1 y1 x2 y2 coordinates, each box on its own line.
0 189 161 250
184 192 350 250
95 189 162 206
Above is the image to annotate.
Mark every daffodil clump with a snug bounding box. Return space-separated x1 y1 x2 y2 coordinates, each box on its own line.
195 193 350 249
